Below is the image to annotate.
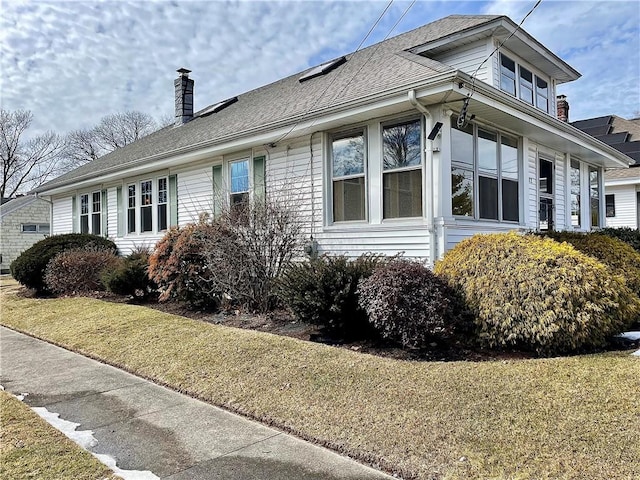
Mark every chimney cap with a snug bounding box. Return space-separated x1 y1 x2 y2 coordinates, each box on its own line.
177 67 191 77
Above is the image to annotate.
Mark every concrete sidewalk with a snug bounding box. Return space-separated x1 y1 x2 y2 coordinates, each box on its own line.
0 327 393 480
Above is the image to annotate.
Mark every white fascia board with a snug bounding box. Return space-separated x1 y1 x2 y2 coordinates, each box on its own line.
605 178 640 187
38 73 460 197
456 72 631 168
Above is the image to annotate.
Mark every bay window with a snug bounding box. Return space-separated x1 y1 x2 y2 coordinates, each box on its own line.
331 131 366 222
451 117 519 222
382 119 422 219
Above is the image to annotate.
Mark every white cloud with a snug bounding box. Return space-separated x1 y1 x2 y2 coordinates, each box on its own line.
1 0 638 141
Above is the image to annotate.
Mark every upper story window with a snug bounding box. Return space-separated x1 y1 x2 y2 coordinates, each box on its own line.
230 159 250 207
382 119 422 219
451 117 519 222
500 53 550 113
331 130 366 222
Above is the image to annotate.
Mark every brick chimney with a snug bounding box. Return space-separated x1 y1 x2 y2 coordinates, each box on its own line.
557 95 569 122
175 68 194 126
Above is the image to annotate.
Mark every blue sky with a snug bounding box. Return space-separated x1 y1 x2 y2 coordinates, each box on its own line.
1 0 639 138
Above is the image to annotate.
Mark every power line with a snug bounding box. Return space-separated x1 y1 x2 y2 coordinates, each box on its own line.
458 0 543 128
272 1 395 145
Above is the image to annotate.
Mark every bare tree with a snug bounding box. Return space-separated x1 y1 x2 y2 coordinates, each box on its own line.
65 111 157 165
94 111 156 150
1 109 67 198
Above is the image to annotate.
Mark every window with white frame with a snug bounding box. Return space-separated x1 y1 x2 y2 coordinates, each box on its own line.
451 117 519 222
92 191 101 235
331 130 366 222
570 160 581 227
158 177 168 231
21 224 49 234
80 193 89 234
589 166 601 227
382 119 422 218
230 160 250 207
140 180 153 232
127 184 136 233
500 53 550 113
605 194 615 218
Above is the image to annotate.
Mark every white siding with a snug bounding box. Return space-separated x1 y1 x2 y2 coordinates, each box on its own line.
52 197 73 234
177 167 213 226
554 153 566 230
606 185 639 229
445 223 523 253
107 187 118 238
433 40 490 82
527 143 538 229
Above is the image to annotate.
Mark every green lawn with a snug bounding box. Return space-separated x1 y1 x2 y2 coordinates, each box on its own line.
0 389 119 480
2 277 638 480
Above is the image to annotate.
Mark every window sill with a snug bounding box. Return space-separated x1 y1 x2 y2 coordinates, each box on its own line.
324 219 430 233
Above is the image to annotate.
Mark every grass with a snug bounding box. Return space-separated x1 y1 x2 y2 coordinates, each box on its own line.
1 277 639 479
0 389 118 480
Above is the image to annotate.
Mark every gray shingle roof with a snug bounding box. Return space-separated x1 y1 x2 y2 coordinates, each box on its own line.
36 15 501 193
605 166 640 181
0 195 42 219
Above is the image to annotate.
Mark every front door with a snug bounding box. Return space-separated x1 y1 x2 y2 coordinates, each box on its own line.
539 158 554 231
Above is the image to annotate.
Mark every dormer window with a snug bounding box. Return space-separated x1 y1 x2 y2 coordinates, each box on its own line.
499 53 551 114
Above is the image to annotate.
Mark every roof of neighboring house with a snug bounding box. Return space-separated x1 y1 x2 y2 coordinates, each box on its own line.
0 195 48 220
605 166 640 181
35 14 579 194
572 115 640 165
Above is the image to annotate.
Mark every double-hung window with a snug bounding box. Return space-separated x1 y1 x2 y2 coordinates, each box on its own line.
158 177 168 231
382 119 422 219
140 180 153 232
331 130 366 222
230 160 250 207
127 184 136 233
451 117 519 222
500 54 516 96
92 192 101 235
80 194 89 234
535 77 549 112
518 66 534 104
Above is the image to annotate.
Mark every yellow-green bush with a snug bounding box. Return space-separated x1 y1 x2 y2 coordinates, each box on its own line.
434 232 640 355
539 231 640 296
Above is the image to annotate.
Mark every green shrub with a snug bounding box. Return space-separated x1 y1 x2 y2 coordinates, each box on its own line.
43 246 120 295
148 223 220 309
277 254 388 340
358 259 463 349
599 227 640 252
11 234 118 293
102 247 156 298
435 232 639 355
540 231 640 296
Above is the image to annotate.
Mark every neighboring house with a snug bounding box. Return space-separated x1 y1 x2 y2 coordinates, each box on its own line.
0 196 51 273
34 15 633 265
572 115 640 229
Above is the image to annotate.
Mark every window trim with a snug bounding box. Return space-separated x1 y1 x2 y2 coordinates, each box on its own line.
329 128 368 224
450 117 520 223
124 176 169 236
78 191 103 235
21 223 49 234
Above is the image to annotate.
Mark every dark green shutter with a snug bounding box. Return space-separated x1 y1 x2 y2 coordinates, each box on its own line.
101 190 108 237
71 196 78 233
116 186 123 237
253 155 266 200
212 165 223 217
169 174 178 227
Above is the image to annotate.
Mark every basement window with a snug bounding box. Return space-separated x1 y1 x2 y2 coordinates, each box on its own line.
299 57 346 82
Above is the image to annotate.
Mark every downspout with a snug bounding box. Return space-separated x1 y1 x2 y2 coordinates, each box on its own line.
408 90 437 265
306 131 319 258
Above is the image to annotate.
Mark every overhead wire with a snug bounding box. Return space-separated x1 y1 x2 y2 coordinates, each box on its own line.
271 0 395 145
458 0 543 128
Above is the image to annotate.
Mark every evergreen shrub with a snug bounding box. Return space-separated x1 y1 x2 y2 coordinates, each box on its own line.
598 227 640 253
434 232 639 355
43 246 119 295
540 231 640 296
10 233 118 293
278 254 388 340
358 259 462 348
102 247 156 298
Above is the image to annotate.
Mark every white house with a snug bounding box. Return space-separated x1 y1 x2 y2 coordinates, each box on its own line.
571 115 639 229
34 15 633 265
0 196 51 273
